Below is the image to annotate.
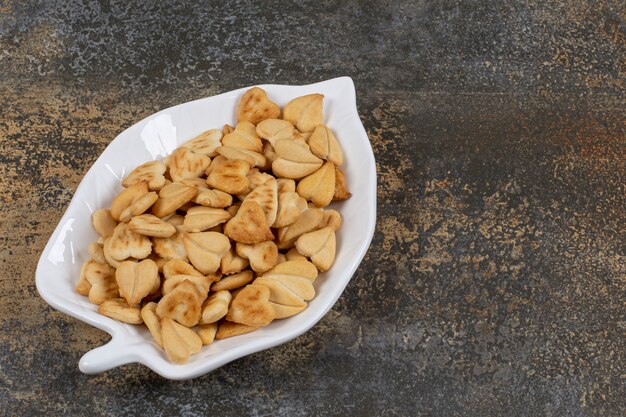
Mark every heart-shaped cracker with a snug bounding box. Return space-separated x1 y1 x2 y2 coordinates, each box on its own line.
308 124 344 165
156 280 202 327
272 139 323 179
84 261 119 305
162 259 203 279
296 161 336 208
169 147 212 182
276 208 324 249
129 214 176 237
215 321 258 340
318 209 342 231
282 94 323 133
258 259 318 300
162 274 213 300
256 267 307 317
87 242 107 265
196 323 218 345
295 227 336 272
182 129 222 157
153 228 188 262
236 241 279 272
107 222 152 261
75 269 106 303
333 166 351 200
116 259 160 306
267 259 318 287
256 119 295 146
207 159 250 195
220 247 250 275
110 182 150 221
237 87 281 124
183 206 231 232
122 160 167 191
210 270 254 292
222 121 263 152
98 298 143 324
226 283 275 327
118 191 159 222
92 209 117 237
141 302 163 347
161 317 202 364
216 146 267 168
182 231 231 274
102 238 123 268
151 182 198 218
199 290 232 324
274 191 308 228
224 201 275 244
243 178 278 227
193 188 233 208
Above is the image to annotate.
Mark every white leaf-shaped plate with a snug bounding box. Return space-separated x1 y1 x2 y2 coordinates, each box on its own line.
36 77 377 380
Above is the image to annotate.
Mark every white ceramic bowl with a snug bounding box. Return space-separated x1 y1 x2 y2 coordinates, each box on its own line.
36 77 376 380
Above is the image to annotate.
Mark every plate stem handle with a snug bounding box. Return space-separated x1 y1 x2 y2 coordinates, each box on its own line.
79 337 135 374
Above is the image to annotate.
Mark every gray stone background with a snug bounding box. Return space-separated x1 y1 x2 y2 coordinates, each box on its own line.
1 0 624 416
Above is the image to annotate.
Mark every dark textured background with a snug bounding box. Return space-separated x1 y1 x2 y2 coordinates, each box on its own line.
1 1 625 416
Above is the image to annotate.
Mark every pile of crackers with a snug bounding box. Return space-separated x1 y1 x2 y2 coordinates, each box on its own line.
76 87 350 363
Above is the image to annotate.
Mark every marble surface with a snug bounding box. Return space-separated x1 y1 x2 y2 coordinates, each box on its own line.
1 1 624 416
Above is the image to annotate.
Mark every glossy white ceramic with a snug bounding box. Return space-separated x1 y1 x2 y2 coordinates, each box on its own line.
36 77 376 380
